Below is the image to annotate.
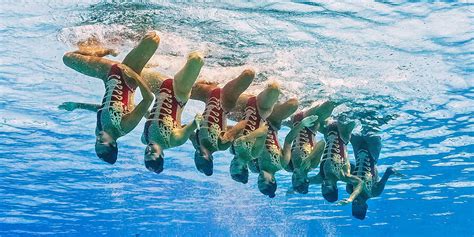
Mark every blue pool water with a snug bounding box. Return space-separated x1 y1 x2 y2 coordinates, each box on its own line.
1 1 473 236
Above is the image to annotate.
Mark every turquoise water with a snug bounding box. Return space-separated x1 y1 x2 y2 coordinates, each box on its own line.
1 1 473 236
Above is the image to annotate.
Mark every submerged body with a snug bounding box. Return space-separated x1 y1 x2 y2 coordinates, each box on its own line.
257 98 299 197
347 135 403 219
60 32 204 172
257 99 321 197
229 82 281 184
308 120 362 205
288 101 338 194
189 70 255 176
141 51 204 174
61 32 158 164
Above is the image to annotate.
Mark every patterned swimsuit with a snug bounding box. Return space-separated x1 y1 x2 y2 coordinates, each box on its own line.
262 123 283 172
320 122 348 180
290 112 315 168
143 79 186 148
234 96 262 159
353 145 377 195
97 64 135 136
198 88 226 152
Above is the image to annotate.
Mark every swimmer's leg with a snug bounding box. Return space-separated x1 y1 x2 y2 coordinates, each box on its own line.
122 31 160 75
58 102 100 112
267 98 299 126
221 69 255 111
248 130 268 173
140 69 169 94
338 121 356 144
306 140 326 170
351 134 382 162
63 50 116 80
173 52 204 102
251 130 267 158
234 123 268 144
366 135 382 163
120 69 154 134
221 120 248 145
230 94 253 115
309 173 323 185
170 114 203 146
256 82 280 119
372 167 404 197
190 81 219 102
303 100 338 121
75 37 118 57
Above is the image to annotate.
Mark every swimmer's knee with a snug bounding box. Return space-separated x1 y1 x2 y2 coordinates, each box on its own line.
143 31 161 45
187 52 204 66
241 69 255 79
287 98 299 108
279 98 299 115
266 81 280 91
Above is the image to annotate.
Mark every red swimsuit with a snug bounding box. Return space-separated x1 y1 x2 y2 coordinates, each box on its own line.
143 79 186 147
320 122 347 178
262 122 285 171
265 124 281 152
242 96 262 136
290 112 316 167
232 96 263 157
198 88 226 152
97 64 135 136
